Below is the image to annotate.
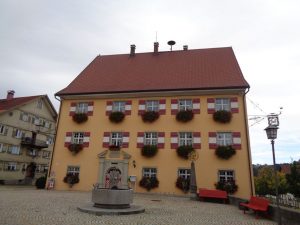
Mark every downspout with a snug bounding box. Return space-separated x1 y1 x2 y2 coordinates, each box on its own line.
46 95 62 187
243 87 254 196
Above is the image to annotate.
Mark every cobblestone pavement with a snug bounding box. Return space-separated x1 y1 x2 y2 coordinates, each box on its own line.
0 187 276 225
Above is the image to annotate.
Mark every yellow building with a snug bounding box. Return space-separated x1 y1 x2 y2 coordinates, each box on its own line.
0 91 57 184
50 44 254 199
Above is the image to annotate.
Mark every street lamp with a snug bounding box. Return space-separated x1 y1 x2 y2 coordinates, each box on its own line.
265 117 281 225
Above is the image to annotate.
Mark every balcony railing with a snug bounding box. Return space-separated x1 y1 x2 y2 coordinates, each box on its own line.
21 137 48 149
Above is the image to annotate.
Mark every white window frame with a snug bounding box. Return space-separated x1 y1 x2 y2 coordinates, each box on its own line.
178 169 191 179
215 98 230 111
178 99 193 111
179 132 193 146
218 170 234 182
0 124 6 135
72 132 84 144
7 162 17 171
76 102 88 114
10 146 20 155
67 166 80 176
145 100 159 112
144 132 158 145
112 101 126 112
20 112 29 122
217 132 232 146
110 132 123 146
143 168 157 178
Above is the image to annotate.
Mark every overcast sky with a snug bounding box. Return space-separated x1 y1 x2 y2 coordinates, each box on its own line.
1 0 299 164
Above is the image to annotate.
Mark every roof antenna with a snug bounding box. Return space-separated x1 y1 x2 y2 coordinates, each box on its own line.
167 40 176 51
155 31 158 42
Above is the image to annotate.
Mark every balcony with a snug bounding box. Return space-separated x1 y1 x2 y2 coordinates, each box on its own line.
21 137 48 149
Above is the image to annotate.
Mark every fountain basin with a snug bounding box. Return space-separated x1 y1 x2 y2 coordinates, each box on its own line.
92 188 133 209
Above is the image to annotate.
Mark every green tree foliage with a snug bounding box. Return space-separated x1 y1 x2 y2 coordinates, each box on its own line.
254 166 288 195
286 161 300 197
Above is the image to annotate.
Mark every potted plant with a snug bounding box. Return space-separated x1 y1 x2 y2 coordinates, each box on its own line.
142 111 160 123
141 145 158 157
72 113 88 123
109 111 125 123
35 176 47 189
176 176 190 193
109 144 121 151
215 145 236 159
139 176 159 191
176 145 194 159
68 143 83 155
215 180 238 194
176 110 194 122
63 173 79 187
213 110 232 123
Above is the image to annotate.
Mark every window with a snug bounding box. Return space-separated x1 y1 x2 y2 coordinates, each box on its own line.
218 170 234 182
46 136 54 145
144 132 158 145
42 151 51 158
45 121 51 129
76 102 88 114
215 98 230 111
37 99 43 109
179 132 193 146
13 129 24 139
178 99 192 111
217 132 232 146
0 124 7 135
72 132 84 144
0 143 3 153
143 168 157 178
178 169 191 179
110 132 123 146
27 149 37 157
10 146 20 155
6 162 17 171
145 100 159 112
36 164 48 173
67 166 80 176
112 101 125 112
19 112 29 122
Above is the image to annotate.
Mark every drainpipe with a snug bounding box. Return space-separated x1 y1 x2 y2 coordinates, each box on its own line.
243 87 254 196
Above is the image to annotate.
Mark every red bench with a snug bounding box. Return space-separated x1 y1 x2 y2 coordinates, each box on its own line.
198 189 228 203
240 196 269 218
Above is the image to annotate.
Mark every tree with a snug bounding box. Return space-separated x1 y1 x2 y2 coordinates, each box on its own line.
254 166 288 196
286 161 300 197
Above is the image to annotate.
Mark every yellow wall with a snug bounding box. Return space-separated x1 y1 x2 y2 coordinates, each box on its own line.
50 94 253 199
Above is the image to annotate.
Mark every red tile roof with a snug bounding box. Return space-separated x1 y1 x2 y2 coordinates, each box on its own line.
0 95 42 112
56 47 249 96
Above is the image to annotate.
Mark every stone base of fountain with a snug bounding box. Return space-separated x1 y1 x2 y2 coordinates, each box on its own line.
77 186 145 216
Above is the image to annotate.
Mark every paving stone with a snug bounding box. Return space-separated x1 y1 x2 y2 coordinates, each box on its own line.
0 187 276 225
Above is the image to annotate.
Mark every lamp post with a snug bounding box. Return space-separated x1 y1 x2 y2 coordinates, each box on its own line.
264 114 281 225
188 151 199 196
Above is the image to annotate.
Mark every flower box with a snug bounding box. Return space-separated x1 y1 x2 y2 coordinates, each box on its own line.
68 143 83 155
63 174 79 187
109 111 125 123
72 113 88 123
213 110 232 123
176 145 194 159
215 145 236 159
141 145 158 157
142 111 160 123
176 110 194 122
215 180 238 194
139 176 159 191
176 177 190 193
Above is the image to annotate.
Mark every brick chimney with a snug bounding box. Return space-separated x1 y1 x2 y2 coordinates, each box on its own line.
6 90 15 100
130 44 136 56
154 42 159 55
183 45 188 51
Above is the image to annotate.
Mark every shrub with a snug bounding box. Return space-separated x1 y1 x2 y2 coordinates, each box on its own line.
176 110 194 122
63 174 79 187
139 176 159 191
176 145 194 159
176 177 190 193
215 180 238 194
109 111 125 123
215 146 236 159
142 111 160 123
35 176 47 189
109 145 121 151
72 113 88 123
141 145 158 157
68 143 83 155
213 110 232 123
